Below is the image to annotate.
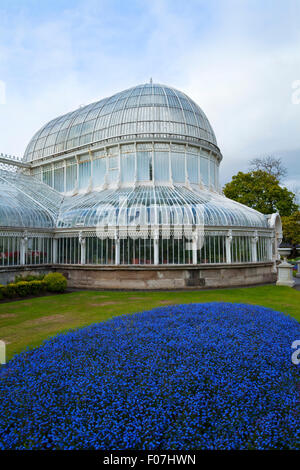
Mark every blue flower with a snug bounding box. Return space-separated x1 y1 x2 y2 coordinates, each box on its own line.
0 302 300 450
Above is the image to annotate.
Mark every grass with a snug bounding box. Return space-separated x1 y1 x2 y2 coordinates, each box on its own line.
0 285 299 361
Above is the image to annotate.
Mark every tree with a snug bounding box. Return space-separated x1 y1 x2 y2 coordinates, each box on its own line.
281 211 300 246
223 170 298 217
249 155 287 181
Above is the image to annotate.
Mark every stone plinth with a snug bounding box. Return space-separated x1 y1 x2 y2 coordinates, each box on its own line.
276 261 295 287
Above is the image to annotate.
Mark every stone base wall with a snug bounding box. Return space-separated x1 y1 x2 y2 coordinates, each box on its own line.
54 263 276 290
0 263 276 289
0 266 52 285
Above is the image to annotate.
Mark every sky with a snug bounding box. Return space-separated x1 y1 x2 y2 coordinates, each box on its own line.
0 0 299 192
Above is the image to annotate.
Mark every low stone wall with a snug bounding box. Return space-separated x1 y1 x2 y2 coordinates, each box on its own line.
54 262 276 290
0 263 276 289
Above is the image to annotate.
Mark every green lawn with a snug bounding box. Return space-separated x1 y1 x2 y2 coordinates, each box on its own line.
0 286 299 361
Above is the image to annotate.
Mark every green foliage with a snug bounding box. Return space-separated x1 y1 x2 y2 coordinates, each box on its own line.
44 273 67 293
14 280 46 297
281 211 300 246
0 273 66 301
1 283 17 298
223 170 298 217
14 281 31 297
30 280 47 296
0 280 47 298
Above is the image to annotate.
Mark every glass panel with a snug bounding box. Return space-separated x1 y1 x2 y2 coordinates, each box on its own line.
53 167 64 192
57 237 80 264
210 159 216 186
171 152 185 183
85 237 115 264
42 167 53 187
231 236 251 263
108 156 118 169
78 161 91 190
25 237 52 265
67 124 82 139
187 153 199 184
66 164 77 192
121 153 135 183
129 238 153 264
92 158 106 187
137 151 152 181
107 169 118 184
154 151 169 182
197 235 226 264
257 237 270 261
0 237 21 266
200 157 209 185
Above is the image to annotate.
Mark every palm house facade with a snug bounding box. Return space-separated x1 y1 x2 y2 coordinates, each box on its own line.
0 83 281 288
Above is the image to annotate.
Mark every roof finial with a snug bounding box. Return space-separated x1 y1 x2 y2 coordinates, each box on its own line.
150 77 153 84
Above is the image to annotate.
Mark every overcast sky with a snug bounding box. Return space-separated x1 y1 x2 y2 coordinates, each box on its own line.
0 0 299 191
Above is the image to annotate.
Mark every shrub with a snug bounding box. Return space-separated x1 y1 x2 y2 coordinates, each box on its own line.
13 280 46 297
44 273 67 293
0 303 300 450
0 280 47 299
0 273 66 300
14 281 31 297
1 283 17 298
30 280 46 295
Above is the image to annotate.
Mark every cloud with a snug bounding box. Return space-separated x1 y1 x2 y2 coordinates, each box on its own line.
0 0 299 191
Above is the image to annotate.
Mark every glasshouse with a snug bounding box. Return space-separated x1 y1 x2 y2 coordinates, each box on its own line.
0 83 282 288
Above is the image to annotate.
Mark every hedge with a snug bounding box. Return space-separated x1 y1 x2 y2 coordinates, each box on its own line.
0 280 46 298
0 273 67 300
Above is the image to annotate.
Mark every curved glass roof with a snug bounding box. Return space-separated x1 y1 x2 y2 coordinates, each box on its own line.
0 170 62 229
57 186 268 229
24 83 218 163
0 170 268 231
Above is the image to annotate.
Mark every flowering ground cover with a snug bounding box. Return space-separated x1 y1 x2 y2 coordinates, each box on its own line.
0 302 300 449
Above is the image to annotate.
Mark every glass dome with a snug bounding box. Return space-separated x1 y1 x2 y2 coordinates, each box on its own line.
0 82 277 271
23 83 219 163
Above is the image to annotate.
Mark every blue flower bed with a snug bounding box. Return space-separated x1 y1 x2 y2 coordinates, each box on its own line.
0 302 300 449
